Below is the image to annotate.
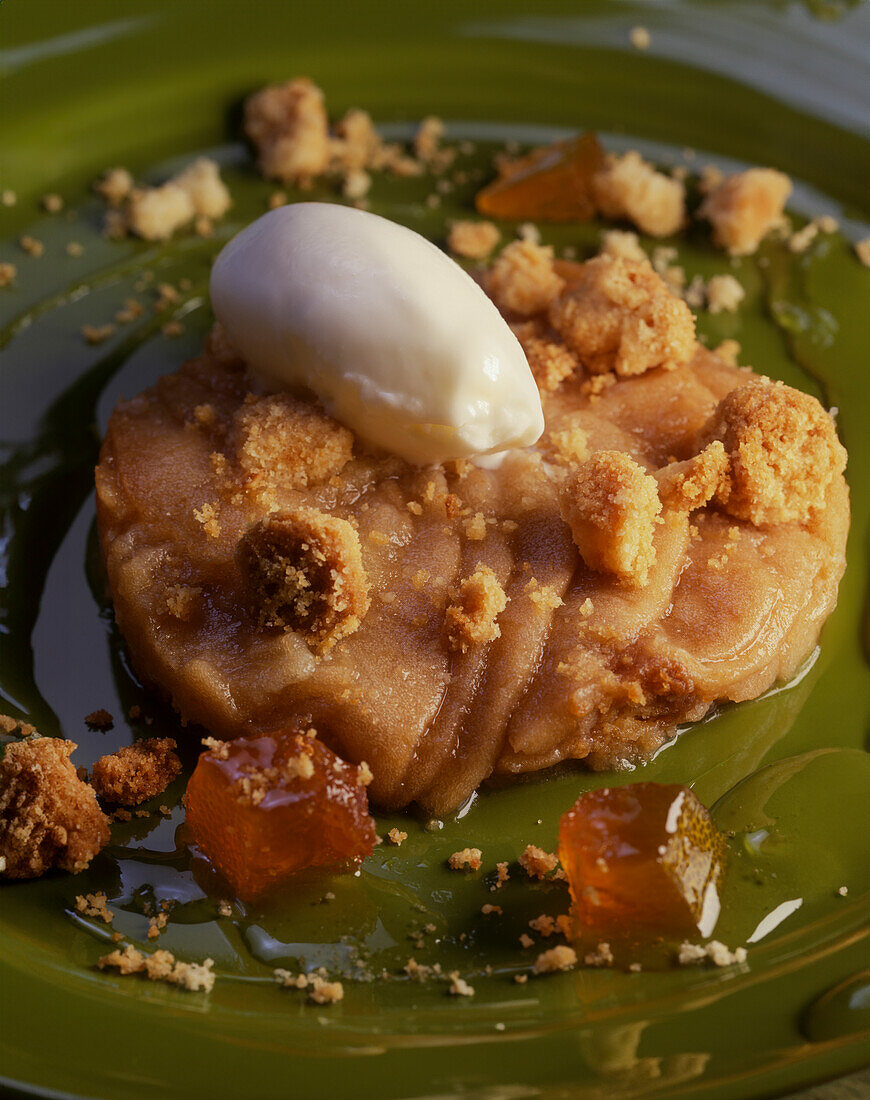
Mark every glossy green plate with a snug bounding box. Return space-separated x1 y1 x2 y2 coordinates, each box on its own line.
1 2 869 1097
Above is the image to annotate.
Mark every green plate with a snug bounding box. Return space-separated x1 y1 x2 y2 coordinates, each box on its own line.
1 2 869 1097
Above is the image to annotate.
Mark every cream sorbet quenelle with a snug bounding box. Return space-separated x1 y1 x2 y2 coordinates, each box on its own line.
209 202 545 465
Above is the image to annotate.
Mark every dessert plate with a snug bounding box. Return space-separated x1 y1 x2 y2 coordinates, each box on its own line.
1 2 868 1097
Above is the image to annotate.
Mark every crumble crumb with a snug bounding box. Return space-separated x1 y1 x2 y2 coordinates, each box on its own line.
481 904 502 916
444 565 507 652
630 26 651 50
699 168 792 255
677 940 747 967
493 861 510 890
94 167 133 207
593 151 685 238
512 323 579 393
357 761 374 787
236 506 370 653
75 891 113 923
700 378 846 525
599 228 647 264
706 274 745 314
85 709 114 730
1 189 17 206
0 262 16 288
518 844 560 879
533 945 577 974
488 240 566 317
529 914 558 937
560 450 661 586
448 847 483 871
524 578 563 612
385 827 408 846
855 239 870 267
275 968 344 1004
549 426 589 465
514 973 529 984
463 512 487 541
583 941 614 967
65 241 85 258
0 714 37 739
148 912 169 940
19 235 45 257
125 158 230 241
448 220 500 259
165 583 201 622
81 324 115 346
90 738 182 806
714 338 741 366
98 944 215 992
837 886 848 897
549 254 695 377
244 78 330 183
41 193 63 214
193 501 221 539
217 900 233 917
0 738 110 879
655 441 729 513
447 971 475 997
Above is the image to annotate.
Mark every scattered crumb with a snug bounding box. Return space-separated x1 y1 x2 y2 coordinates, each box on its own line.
511 323 578 393
0 262 16 288
519 933 535 949
244 78 330 184
518 844 560 880
75 891 113 923
837 886 848 897
583 942 614 968
706 274 745 314
655 441 729 513
85 709 114 731
481 903 502 916
629 26 651 50
90 738 182 806
0 738 110 879
599 228 647 264
444 565 507 652
94 167 133 207
448 847 483 871
1 189 17 206
148 912 169 940
517 222 541 245
385 827 408 846
593 151 685 237
533 945 577 975
493 861 510 890
98 944 215 992
448 220 500 259
677 940 747 967
514 973 528 984
529 914 558 937
65 241 85 258
447 971 475 997
488 240 566 317
855 239 870 267
699 168 792 255
41 193 64 214
19 235 44 257
275 968 344 1004
161 320 184 338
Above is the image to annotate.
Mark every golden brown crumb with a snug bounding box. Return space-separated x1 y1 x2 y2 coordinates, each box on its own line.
655 442 729 512
0 714 38 738
357 761 374 787
529 914 558 937
342 168 372 200
447 971 475 997
714 338 741 366
1 189 17 206
524 578 563 612
0 263 16 288
193 501 221 539
519 933 535 949
448 847 483 871
599 228 647 264
90 738 182 806
706 274 745 314
533 945 577 974
677 940 747 967
41 193 64 214
19 235 44 257
164 584 201 622
560 450 662 586
332 108 381 170
548 426 589 465
855 239 870 267
593 151 685 237
75 891 113 923
463 512 487 541
233 393 353 493
161 320 184 338
699 168 792 255
85 709 114 730
512 323 579 393
444 565 508 652
447 220 501 260
493 861 510 890
549 254 695 377
0 738 110 879
275 968 344 1003
148 912 169 940
81 324 115 346
488 240 566 317
630 26 651 50
236 506 370 652
98 944 215 991
127 184 193 241
173 158 232 219
94 167 133 207
385 827 408 846
481 903 502 916
701 379 846 525
65 241 85 258
518 844 559 879
244 78 331 183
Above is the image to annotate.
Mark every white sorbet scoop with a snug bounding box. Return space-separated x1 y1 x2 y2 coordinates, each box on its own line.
210 202 544 465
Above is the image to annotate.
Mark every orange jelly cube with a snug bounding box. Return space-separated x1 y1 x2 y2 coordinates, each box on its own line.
558 783 726 939
475 132 605 222
184 731 377 900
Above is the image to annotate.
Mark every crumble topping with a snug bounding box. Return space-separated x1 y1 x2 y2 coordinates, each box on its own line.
244 78 331 183
518 844 560 879
385 827 408 846
447 220 501 259
448 847 483 871
447 971 475 997
0 262 16 288
444 566 508 652
705 274 745 314
0 738 110 879
677 940 747 967
75 892 114 923
701 378 846 525
511 322 579 393
125 158 231 242
89 738 182 806
548 426 589 465
533 945 577 974
275 968 345 1004
94 167 133 207
655 442 729 513
98 944 215 992
592 151 686 238
699 168 792 256
599 228 647 264
232 392 353 493
560 450 662 586
236 507 370 652
487 240 566 317
548 255 695 377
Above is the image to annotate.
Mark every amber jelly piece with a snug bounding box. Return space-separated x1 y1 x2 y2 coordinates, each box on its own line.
558 782 725 938
184 731 377 900
475 132 605 222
